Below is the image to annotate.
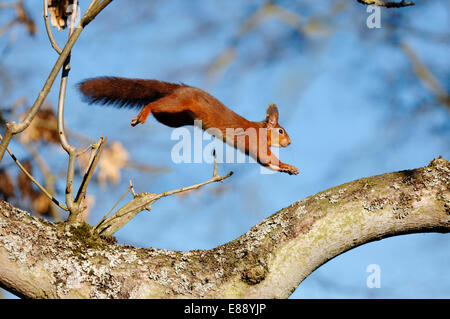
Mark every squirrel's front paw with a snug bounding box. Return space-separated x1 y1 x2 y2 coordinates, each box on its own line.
131 116 144 127
279 163 299 175
131 117 139 127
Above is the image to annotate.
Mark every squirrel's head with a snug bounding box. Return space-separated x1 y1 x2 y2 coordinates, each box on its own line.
264 103 291 148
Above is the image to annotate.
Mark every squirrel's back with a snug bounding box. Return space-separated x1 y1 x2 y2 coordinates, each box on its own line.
78 76 249 129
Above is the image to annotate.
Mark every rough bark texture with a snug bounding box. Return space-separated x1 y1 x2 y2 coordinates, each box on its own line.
0 158 449 298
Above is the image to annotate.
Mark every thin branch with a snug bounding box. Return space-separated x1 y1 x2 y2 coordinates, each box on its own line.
356 0 414 8
157 157 233 200
43 0 62 54
0 20 17 36
129 179 136 197
157 172 234 200
70 135 107 224
0 0 113 163
82 0 113 27
56 1 81 213
82 141 100 171
86 0 101 13
206 1 268 83
8 97 28 117
16 116 170 176
69 0 79 32
76 144 94 157
54 0 106 223
0 134 68 211
205 1 339 84
94 162 233 236
21 141 63 221
57 51 77 212
74 136 107 207
401 42 450 110
93 185 132 231
213 150 218 177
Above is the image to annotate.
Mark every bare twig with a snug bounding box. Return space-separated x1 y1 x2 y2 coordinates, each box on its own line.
205 1 339 84
206 1 268 83
43 0 62 54
0 1 36 36
67 135 106 224
74 136 107 205
157 171 233 200
50 0 109 224
69 0 78 31
17 116 170 176
0 20 17 36
56 0 80 213
129 179 136 197
401 42 450 110
76 144 94 157
153 150 233 199
21 141 63 221
356 0 414 8
1 0 114 224
94 185 132 230
86 0 102 13
94 161 233 236
213 150 218 177
0 134 68 211
57 52 77 212
0 0 113 163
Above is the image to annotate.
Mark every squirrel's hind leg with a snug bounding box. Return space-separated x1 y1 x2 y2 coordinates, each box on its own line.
131 103 152 126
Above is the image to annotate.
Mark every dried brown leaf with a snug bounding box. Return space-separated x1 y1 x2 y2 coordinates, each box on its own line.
77 150 90 172
20 105 59 144
98 141 130 187
48 0 73 31
82 195 95 222
16 2 36 35
78 141 130 188
31 192 52 216
17 160 34 200
0 168 15 200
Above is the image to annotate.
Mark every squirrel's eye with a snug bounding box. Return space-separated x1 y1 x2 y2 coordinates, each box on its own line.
278 129 284 134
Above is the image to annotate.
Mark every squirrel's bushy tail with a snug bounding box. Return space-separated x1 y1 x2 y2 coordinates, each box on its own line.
78 76 184 109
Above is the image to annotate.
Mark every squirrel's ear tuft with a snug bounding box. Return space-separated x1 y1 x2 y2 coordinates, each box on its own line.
265 102 279 128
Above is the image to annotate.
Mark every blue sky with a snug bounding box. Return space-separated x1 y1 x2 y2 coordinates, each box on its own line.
1 0 449 298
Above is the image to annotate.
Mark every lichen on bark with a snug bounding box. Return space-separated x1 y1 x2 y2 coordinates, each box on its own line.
0 157 448 298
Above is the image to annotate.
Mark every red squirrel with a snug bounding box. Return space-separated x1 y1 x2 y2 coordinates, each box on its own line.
78 77 298 175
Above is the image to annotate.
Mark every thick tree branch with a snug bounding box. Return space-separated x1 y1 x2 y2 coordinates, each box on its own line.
0 158 448 298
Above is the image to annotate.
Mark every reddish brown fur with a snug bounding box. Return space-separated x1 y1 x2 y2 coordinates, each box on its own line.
78 77 298 175
78 77 182 108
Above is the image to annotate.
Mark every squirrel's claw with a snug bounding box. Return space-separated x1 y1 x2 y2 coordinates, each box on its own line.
279 164 299 175
131 117 140 127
